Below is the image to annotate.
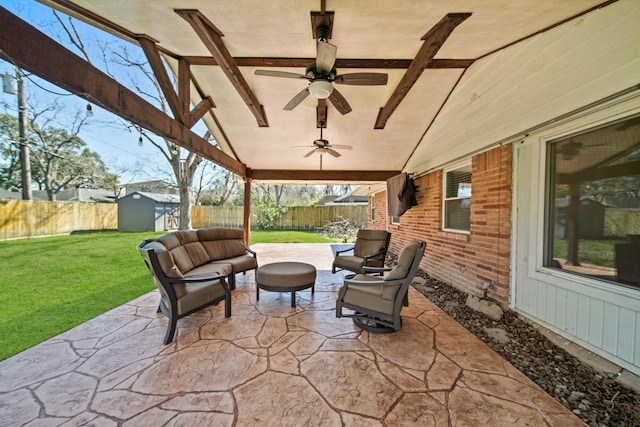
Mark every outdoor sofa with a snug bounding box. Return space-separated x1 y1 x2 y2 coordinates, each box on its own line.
137 228 257 344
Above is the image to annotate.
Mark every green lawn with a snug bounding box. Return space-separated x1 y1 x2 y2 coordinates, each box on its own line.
553 238 619 268
250 229 340 243
0 229 337 361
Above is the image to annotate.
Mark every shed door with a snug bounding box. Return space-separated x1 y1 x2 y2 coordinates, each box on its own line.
164 204 179 230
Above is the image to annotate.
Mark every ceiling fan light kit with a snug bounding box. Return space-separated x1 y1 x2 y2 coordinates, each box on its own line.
308 79 333 99
254 13 388 115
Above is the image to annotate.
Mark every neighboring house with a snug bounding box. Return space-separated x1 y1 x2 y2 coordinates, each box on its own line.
357 4 640 376
315 193 368 206
0 188 116 202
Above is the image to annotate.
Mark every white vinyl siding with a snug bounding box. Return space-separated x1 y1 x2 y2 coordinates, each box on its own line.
512 93 640 375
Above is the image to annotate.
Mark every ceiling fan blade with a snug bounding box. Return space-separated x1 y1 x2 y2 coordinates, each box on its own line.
283 88 310 110
326 148 341 158
255 70 308 80
327 88 352 115
304 149 317 158
329 144 352 150
334 73 388 85
316 40 337 74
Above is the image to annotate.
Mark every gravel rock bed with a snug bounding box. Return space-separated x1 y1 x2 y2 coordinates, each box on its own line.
411 273 640 427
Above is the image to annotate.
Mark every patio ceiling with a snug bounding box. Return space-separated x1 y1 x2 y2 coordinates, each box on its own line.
27 1 613 182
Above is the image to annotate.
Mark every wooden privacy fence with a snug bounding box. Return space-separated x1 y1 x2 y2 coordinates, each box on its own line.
261 205 367 230
0 200 118 240
1 201 367 239
192 205 244 228
193 205 368 230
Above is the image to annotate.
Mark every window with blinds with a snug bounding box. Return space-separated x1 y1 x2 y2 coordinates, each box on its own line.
443 163 472 232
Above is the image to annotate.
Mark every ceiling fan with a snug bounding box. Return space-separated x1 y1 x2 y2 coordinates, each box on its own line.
254 26 388 115
556 139 606 160
293 121 352 158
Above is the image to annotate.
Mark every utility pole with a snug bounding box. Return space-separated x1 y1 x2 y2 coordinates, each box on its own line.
16 67 32 200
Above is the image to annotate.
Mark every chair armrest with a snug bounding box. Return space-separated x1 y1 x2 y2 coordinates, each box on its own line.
361 248 385 261
335 246 355 256
344 276 403 287
245 246 257 258
361 266 392 274
344 278 385 286
168 273 226 284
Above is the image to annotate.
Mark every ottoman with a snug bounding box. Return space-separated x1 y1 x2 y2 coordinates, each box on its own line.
255 262 316 307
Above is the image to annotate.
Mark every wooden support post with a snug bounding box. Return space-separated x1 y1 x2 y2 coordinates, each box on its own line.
243 178 252 245
566 183 581 266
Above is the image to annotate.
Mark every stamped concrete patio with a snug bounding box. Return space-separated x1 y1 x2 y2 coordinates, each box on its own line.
0 243 583 426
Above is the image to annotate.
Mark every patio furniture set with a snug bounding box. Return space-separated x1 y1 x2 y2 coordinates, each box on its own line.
138 228 425 344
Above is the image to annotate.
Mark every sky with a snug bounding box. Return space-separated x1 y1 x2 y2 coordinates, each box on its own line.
0 0 188 184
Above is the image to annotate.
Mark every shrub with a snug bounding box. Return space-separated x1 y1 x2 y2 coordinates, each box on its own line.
253 197 289 229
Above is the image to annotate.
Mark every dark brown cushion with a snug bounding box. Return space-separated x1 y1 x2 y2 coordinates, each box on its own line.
353 230 389 257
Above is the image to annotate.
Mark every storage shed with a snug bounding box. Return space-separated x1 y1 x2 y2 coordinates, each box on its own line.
555 197 606 240
117 191 180 232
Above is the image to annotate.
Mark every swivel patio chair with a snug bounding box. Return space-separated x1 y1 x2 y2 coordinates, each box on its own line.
336 240 426 333
332 229 391 274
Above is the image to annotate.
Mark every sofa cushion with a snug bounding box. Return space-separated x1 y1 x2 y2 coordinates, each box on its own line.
144 240 183 278
210 255 258 274
176 280 227 314
197 227 244 241
185 262 232 279
201 239 248 260
157 230 197 250
156 230 213 273
169 243 204 273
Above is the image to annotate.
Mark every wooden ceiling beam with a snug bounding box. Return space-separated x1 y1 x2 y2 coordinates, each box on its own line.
137 35 185 124
558 160 640 185
249 169 400 182
183 56 473 69
374 13 472 129
138 37 216 128
0 7 246 177
178 58 192 125
190 97 215 127
176 9 269 128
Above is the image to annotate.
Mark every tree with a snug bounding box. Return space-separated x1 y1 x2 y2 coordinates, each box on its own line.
66 23 206 230
0 114 21 189
196 163 240 206
0 111 116 200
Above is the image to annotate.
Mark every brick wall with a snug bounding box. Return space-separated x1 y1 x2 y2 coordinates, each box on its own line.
368 144 513 306
368 193 388 229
